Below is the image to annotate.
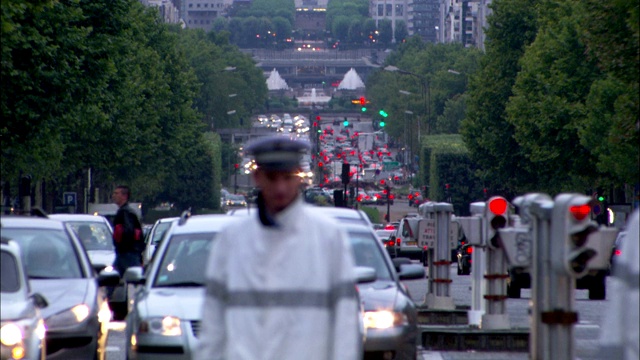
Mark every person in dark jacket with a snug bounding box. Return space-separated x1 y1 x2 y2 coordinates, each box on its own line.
111 185 143 276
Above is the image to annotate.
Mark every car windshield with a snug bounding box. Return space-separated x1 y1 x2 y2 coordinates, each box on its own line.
153 232 217 287
1 250 20 293
1 229 84 279
229 195 244 201
151 221 173 245
348 231 392 281
67 221 114 251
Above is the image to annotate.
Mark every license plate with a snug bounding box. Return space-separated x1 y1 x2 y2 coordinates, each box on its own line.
405 241 417 246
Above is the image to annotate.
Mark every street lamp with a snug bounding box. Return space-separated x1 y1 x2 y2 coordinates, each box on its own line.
384 65 431 137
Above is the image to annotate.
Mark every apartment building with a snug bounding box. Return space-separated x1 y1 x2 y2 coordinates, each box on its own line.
370 0 411 43
435 0 492 49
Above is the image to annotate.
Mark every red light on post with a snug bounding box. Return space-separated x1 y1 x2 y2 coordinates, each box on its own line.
380 179 385 185
318 162 324 167
359 97 366 105
234 163 239 169
569 204 591 221
316 116 321 121
488 197 508 215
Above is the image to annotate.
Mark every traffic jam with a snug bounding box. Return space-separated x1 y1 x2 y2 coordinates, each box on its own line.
1 119 636 360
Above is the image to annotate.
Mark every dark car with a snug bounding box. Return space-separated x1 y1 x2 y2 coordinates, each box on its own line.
456 243 472 275
0 215 120 359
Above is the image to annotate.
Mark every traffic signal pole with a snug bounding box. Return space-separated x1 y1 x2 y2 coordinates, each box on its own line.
421 202 455 310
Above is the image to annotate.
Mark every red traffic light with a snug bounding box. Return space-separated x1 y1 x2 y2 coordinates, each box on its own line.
380 179 385 185
234 163 239 169
488 197 508 215
318 162 324 167
359 97 366 105
316 115 321 121
569 204 591 221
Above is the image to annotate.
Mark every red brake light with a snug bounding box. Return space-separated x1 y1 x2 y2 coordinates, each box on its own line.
423 246 427 250
396 238 401 246
614 249 622 256
407 194 413 199
389 194 395 199
466 247 473 254
488 197 508 215
569 204 591 221
384 225 395 230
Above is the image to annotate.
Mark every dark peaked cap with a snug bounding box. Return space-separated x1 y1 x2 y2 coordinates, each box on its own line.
245 135 311 171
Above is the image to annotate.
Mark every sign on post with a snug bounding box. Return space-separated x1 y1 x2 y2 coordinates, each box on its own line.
63 192 77 206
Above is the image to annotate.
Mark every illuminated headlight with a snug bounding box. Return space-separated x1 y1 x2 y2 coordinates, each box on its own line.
363 310 408 329
46 304 91 328
1 323 23 346
139 317 182 336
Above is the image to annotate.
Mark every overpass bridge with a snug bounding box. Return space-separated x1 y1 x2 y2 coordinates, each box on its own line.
244 48 389 89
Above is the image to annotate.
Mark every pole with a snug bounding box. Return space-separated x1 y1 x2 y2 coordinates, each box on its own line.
386 185 391 223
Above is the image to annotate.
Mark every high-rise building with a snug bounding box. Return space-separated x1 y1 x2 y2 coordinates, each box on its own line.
407 0 439 42
371 0 412 43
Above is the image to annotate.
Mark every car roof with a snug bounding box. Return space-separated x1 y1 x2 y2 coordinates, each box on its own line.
170 214 238 234
49 213 110 222
155 216 179 224
309 206 372 225
0 216 66 230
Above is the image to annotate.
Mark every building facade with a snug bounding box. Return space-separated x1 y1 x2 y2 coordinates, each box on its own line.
435 0 492 49
370 0 411 43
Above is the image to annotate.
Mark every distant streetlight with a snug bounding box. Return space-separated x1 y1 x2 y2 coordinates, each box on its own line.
385 66 430 137
447 69 461 75
399 90 412 96
227 110 237 115
228 93 237 98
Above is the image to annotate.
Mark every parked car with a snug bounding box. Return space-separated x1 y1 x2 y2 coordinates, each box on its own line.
142 217 179 265
124 214 236 360
48 213 130 320
1 237 48 360
311 208 425 360
0 215 119 359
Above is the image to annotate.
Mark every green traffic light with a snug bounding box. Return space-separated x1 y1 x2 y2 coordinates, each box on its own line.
379 121 385 127
379 110 388 117
343 121 349 127
598 196 605 202
361 107 367 112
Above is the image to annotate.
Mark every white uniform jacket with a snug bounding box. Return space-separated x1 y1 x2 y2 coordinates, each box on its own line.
195 197 362 360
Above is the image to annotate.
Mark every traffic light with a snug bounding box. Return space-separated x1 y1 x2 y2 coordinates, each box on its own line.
486 196 509 248
343 117 349 127
359 97 366 105
552 194 598 277
379 110 388 117
379 121 385 128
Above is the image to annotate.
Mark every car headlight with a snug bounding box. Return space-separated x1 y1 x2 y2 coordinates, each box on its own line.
363 310 408 329
139 316 182 336
46 304 91 328
1 323 23 346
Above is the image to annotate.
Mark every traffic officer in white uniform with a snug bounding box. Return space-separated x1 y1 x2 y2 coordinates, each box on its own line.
195 135 362 360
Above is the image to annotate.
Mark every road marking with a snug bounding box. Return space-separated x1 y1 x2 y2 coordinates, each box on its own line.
105 346 121 352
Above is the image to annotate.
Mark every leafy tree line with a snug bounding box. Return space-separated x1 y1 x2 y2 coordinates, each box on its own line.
366 0 638 202
1 0 267 213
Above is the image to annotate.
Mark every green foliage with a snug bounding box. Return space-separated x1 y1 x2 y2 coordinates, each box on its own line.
359 206 380 224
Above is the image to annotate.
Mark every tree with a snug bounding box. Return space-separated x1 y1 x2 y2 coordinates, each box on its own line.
394 20 408 44
460 0 539 196
377 19 392 46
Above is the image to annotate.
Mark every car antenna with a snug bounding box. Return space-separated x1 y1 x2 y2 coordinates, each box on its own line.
178 208 191 226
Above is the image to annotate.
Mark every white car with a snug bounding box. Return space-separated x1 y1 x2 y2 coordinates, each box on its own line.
124 214 237 360
142 217 178 265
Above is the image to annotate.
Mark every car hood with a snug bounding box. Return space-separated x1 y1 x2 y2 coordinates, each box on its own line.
30 279 91 318
0 298 37 322
357 281 401 311
87 250 116 268
141 288 205 320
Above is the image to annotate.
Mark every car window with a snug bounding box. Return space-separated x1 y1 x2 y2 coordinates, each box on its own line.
152 222 173 245
2 229 84 279
67 221 114 251
153 232 217 287
348 231 392 281
1 250 20 293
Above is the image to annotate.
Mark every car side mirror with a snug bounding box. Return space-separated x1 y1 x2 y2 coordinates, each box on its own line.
124 266 145 285
30 293 48 309
354 266 376 284
98 267 121 287
397 263 426 280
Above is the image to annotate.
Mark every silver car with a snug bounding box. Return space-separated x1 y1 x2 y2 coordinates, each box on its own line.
311 207 425 360
0 215 120 359
124 214 236 359
142 217 178 265
1 238 48 360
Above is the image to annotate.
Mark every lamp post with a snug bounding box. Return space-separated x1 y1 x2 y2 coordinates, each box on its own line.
385 65 430 137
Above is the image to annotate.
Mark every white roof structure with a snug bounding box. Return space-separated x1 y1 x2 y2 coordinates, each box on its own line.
266 68 289 90
337 68 365 90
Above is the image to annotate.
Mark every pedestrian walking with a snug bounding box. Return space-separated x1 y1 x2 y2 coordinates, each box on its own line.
195 135 363 360
111 185 143 276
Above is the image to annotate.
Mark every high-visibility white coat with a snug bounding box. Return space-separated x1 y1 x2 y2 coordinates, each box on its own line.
195 197 362 360
599 209 639 360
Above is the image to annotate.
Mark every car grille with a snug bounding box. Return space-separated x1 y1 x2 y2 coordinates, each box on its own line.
191 320 201 338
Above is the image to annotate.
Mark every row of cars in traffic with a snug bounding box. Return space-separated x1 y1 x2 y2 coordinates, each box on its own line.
2 204 428 360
